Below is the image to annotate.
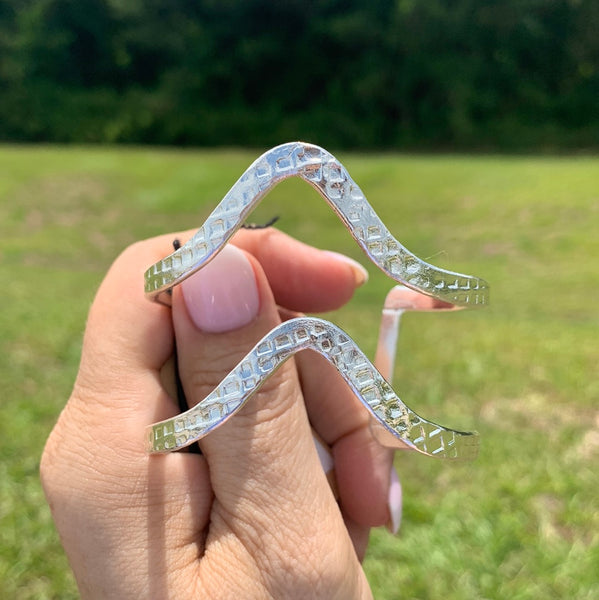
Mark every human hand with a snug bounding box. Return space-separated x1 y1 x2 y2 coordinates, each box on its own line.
41 229 400 599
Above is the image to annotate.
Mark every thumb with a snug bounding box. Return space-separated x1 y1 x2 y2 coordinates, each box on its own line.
172 244 322 501
171 244 368 597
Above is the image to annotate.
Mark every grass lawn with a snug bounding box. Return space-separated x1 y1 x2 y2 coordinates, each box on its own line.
1 145 597 599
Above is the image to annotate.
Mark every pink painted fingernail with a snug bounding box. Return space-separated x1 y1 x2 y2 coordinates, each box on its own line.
181 245 260 333
387 464 402 535
322 251 369 287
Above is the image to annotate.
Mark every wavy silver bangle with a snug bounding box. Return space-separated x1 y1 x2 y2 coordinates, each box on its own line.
147 316 478 459
144 141 488 308
145 142 488 461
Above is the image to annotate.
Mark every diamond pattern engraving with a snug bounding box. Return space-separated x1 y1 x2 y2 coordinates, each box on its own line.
144 142 489 308
148 317 479 460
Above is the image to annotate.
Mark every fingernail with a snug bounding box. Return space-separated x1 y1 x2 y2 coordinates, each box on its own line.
181 245 260 333
312 432 339 499
387 464 402 535
323 251 369 287
312 432 334 474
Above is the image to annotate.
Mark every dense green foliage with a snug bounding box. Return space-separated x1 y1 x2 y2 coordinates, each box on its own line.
1 146 597 597
1 0 598 149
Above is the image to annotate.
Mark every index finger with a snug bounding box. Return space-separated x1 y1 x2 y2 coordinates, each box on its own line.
80 228 368 383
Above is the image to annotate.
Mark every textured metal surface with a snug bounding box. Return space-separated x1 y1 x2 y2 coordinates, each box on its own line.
148 317 479 460
144 141 489 307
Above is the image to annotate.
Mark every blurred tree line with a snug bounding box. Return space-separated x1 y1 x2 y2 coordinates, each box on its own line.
0 0 597 150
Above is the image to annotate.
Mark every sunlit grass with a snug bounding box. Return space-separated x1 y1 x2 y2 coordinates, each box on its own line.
1 145 597 598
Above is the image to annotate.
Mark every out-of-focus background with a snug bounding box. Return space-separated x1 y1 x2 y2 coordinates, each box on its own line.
1 0 598 150
1 2 597 598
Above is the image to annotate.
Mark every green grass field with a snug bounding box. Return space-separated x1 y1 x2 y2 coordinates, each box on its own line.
1 145 597 599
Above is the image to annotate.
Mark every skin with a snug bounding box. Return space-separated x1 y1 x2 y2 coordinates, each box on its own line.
40 229 394 599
